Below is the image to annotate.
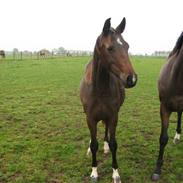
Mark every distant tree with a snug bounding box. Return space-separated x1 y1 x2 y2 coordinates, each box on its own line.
58 47 66 55
23 50 31 55
13 48 19 53
52 48 58 55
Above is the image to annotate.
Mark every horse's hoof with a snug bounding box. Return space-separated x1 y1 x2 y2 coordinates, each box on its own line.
151 173 160 181
90 176 98 182
173 138 180 144
173 133 180 144
113 177 121 183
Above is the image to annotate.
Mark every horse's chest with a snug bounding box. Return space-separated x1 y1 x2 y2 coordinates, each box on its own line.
96 98 118 110
167 96 183 111
89 96 123 120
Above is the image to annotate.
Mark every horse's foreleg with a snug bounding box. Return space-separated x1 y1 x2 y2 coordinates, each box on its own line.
108 116 121 183
87 118 98 181
173 112 182 144
152 103 171 181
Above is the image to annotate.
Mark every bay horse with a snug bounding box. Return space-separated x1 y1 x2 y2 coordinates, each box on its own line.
80 18 137 182
0 50 5 58
152 32 183 181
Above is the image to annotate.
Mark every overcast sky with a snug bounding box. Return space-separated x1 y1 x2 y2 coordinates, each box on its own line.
0 0 182 54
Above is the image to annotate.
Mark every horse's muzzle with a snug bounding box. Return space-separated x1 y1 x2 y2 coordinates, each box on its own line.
126 74 137 88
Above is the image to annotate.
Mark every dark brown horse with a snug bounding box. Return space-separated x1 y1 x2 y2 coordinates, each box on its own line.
0 50 5 58
39 49 50 58
152 32 183 181
80 18 137 182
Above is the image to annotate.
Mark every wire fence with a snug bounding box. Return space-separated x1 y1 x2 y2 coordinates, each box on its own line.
0 51 93 61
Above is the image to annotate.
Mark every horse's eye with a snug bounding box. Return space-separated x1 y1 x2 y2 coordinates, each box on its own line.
107 46 114 52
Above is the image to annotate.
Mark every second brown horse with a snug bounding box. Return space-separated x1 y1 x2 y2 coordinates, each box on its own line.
152 32 183 181
80 18 137 182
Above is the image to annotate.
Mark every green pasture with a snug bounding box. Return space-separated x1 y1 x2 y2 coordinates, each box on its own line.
0 56 182 183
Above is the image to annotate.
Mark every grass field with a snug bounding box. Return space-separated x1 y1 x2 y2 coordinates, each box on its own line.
0 56 183 183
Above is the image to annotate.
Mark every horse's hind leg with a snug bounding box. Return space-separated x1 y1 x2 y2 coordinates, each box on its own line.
108 116 121 183
86 139 91 156
87 118 99 181
103 121 110 154
152 103 171 181
173 112 182 144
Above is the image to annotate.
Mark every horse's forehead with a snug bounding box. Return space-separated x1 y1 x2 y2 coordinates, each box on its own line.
109 29 123 41
110 27 116 33
99 29 123 47
109 33 123 45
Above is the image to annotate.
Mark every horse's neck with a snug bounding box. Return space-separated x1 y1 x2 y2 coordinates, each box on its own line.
165 54 183 94
92 58 110 94
171 54 183 81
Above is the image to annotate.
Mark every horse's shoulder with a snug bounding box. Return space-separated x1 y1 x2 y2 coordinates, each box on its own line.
84 60 93 84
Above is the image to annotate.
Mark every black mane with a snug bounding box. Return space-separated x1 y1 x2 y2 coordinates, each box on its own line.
169 31 183 58
92 37 110 94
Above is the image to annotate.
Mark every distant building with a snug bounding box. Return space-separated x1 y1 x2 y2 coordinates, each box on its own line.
152 51 170 57
39 49 50 56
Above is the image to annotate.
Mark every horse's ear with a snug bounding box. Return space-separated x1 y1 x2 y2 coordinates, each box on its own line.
102 18 111 36
116 17 126 34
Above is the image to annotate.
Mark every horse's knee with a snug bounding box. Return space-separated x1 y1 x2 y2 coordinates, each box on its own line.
159 134 168 146
109 138 117 152
177 128 181 134
90 139 98 153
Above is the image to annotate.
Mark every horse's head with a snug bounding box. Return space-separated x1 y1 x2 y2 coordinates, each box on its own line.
95 18 137 88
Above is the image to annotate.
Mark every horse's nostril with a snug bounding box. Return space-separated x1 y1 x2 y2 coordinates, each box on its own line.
127 74 137 88
127 75 132 83
127 75 133 86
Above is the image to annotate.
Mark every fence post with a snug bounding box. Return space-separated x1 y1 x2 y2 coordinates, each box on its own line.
20 52 22 60
37 52 39 60
13 51 15 61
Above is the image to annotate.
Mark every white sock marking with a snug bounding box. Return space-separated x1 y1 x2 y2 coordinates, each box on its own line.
87 147 91 156
87 140 91 156
90 167 98 178
112 168 120 179
112 169 121 182
173 132 181 144
174 132 181 140
104 141 110 154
